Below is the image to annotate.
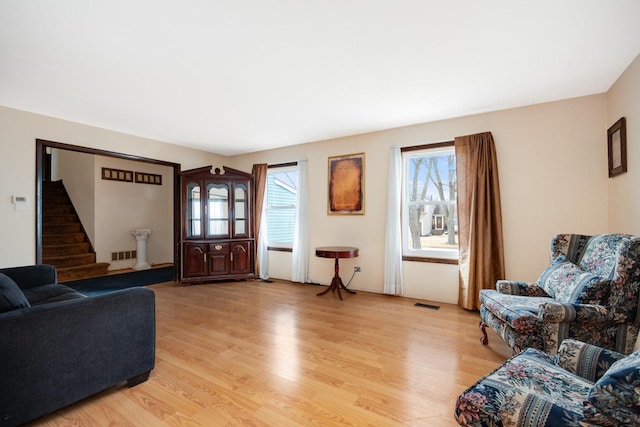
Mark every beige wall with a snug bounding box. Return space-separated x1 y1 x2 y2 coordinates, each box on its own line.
0 106 226 268
232 94 608 303
606 53 640 234
3 53 638 304
93 156 174 269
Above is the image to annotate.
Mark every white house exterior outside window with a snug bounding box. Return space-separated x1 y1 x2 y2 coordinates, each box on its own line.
266 166 298 249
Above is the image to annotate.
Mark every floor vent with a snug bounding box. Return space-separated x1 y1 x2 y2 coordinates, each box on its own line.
414 302 440 310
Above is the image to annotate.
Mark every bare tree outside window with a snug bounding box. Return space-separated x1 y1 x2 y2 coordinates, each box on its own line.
405 148 457 254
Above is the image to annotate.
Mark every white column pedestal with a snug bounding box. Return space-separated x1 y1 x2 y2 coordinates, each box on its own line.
131 229 152 270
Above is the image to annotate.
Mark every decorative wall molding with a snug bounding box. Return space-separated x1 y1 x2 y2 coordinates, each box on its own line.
102 167 133 182
101 168 162 185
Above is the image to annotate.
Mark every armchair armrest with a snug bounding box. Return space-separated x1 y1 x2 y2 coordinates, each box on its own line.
538 301 612 323
496 280 549 296
0 287 155 426
0 264 57 290
557 339 625 382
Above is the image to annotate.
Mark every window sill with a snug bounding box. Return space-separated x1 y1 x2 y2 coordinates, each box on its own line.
402 255 458 265
268 246 292 252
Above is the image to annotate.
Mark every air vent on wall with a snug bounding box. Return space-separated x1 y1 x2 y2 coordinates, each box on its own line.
111 250 137 261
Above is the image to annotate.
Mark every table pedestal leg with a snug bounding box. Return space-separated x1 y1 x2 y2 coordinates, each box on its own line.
317 257 357 300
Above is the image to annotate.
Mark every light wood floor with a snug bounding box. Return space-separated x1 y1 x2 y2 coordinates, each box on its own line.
32 280 511 426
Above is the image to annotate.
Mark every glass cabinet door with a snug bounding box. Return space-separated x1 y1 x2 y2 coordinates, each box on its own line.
186 182 202 238
207 183 229 237
234 184 247 237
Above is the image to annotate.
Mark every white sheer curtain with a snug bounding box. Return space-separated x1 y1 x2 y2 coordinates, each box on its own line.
291 159 309 283
257 199 269 279
384 146 403 295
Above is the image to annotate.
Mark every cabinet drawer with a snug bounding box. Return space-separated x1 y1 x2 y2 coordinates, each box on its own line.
208 243 229 253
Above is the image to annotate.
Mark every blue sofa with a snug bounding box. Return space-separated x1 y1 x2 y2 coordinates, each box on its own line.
0 264 155 426
455 339 640 426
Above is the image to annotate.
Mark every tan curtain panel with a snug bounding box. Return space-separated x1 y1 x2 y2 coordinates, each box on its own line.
252 163 268 275
455 132 505 310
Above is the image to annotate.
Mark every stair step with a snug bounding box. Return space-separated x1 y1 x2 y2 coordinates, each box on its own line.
43 223 82 234
43 191 70 198
43 214 79 225
43 243 90 257
43 181 64 188
43 206 75 215
43 198 73 207
43 187 66 195
57 263 110 283
42 180 110 281
44 233 87 245
42 183 65 189
42 183 65 192
43 253 96 269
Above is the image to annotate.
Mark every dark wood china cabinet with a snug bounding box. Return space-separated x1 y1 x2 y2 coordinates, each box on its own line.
180 165 254 284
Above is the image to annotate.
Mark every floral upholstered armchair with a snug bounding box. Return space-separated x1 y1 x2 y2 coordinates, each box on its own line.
479 234 640 355
455 339 640 426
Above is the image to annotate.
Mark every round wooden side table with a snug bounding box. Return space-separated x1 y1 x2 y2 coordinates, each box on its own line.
315 246 359 300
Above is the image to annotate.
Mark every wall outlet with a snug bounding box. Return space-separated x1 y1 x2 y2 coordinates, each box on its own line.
354 266 361 272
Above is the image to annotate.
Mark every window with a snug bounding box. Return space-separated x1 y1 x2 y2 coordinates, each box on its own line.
266 165 298 248
402 143 458 261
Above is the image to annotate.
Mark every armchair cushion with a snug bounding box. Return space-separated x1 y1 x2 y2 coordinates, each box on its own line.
0 273 31 313
583 350 640 425
480 291 549 333
537 257 610 304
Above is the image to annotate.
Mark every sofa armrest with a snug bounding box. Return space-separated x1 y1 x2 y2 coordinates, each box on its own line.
0 264 57 290
0 287 155 426
496 280 549 296
557 339 625 382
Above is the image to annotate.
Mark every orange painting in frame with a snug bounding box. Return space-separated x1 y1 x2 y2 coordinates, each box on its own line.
328 152 365 215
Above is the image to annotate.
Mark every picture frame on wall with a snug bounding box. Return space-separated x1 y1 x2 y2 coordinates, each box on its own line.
608 117 627 178
328 152 365 215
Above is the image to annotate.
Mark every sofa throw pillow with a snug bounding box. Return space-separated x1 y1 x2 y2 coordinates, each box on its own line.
537 259 609 304
0 272 31 313
584 350 640 425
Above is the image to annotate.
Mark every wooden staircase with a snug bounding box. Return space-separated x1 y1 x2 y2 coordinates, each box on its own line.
43 180 110 282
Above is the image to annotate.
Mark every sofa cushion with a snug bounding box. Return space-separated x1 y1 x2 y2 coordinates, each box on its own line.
0 272 31 313
21 284 85 306
537 258 609 304
584 349 640 425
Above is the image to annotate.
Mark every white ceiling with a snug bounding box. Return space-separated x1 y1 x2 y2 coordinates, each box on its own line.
1 1 639 156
